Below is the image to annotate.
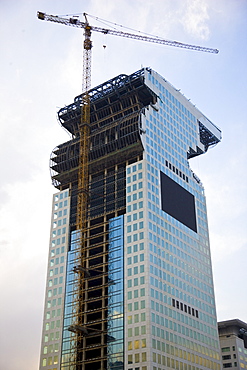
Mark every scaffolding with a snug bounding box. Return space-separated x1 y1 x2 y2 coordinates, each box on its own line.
49 69 156 369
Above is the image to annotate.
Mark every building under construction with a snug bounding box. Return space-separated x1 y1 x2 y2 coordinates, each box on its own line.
39 67 222 370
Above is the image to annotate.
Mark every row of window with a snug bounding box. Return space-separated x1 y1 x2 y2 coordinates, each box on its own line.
127 254 144 264
126 201 143 213
127 172 143 183
49 266 64 276
222 346 247 355
54 200 68 210
127 182 143 193
127 221 144 233
47 297 62 308
47 287 63 297
127 212 143 223
172 298 199 318
54 190 69 201
128 351 147 363
127 338 146 350
127 162 143 174
52 227 67 237
127 288 145 300
127 232 145 243
223 363 238 368
48 276 63 286
45 320 60 330
46 309 61 319
127 276 145 289
127 301 146 313
44 331 60 342
128 313 146 324
43 342 59 354
128 326 146 337
53 218 67 228
50 256 65 266
50 246 65 257
127 191 143 203
42 356 58 367
53 209 67 219
51 237 66 248
127 242 145 254
127 265 145 276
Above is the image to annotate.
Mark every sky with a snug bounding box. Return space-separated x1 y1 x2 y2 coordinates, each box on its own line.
0 0 246 369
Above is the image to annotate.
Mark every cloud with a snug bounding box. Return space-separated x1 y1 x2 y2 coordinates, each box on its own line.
180 0 210 40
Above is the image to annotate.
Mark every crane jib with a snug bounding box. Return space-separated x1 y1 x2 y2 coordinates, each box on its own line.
37 11 219 54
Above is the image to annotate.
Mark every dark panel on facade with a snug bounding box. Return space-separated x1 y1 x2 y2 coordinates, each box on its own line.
160 171 197 232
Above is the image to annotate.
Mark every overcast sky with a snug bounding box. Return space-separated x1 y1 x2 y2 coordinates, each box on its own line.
0 1 246 369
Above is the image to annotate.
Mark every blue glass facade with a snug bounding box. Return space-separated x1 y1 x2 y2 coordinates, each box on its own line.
108 216 124 369
61 230 78 368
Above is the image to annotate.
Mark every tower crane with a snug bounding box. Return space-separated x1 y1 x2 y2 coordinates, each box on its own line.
37 11 218 369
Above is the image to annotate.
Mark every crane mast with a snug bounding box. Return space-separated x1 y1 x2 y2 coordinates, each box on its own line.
37 10 218 369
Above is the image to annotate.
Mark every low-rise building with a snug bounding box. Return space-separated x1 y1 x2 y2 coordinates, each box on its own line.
218 319 247 369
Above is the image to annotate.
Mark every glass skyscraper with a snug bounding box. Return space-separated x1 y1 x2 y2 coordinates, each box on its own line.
39 68 222 370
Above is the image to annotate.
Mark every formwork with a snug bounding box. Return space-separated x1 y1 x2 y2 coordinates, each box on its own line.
49 69 156 369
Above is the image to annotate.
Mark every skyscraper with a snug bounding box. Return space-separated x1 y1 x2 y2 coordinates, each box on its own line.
39 68 222 370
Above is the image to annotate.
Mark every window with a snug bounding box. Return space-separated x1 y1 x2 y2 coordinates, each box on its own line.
134 327 139 336
140 288 145 297
134 340 140 349
135 353 140 363
222 347 231 353
142 338 146 348
134 302 139 310
223 364 232 368
140 300 145 308
141 313 146 321
223 355 231 360
134 314 139 323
